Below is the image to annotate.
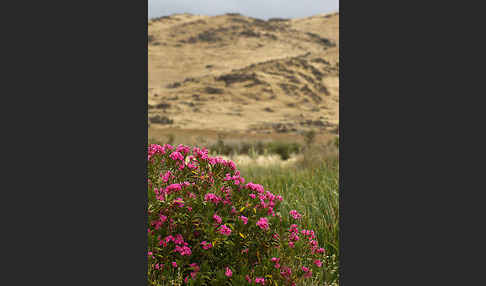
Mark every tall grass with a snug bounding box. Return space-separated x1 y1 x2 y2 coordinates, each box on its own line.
239 159 340 285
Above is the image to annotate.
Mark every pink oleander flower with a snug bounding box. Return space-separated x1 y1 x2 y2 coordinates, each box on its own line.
204 193 221 204
280 266 292 278
174 234 184 244
303 270 313 278
206 242 213 248
267 207 275 216
249 193 256 199
160 170 172 183
222 198 232 205
245 275 252 283
317 247 326 254
171 262 177 268
178 163 186 171
309 230 316 239
256 217 269 230
225 267 232 277
176 144 191 155
148 251 153 257
164 143 174 150
314 259 323 267
289 232 300 242
159 215 167 223
255 277 265 284
241 248 249 254
289 210 302 220
239 215 248 225
169 151 184 161
213 214 222 224
217 224 232 236
187 206 192 212
200 241 213 250
152 220 162 230
246 182 265 193
165 183 182 194
289 242 295 248
275 263 280 269
302 266 309 273
271 257 280 263
174 245 192 256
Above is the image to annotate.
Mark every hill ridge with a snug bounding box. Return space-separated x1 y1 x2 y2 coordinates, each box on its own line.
148 12 339 136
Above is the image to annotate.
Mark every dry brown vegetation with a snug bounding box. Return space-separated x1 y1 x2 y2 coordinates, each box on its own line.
148 12 339 145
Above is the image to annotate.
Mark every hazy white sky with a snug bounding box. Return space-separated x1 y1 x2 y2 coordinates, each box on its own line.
148 0 339 20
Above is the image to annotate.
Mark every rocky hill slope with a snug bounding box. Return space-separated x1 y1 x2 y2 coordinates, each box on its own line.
148 12 339 137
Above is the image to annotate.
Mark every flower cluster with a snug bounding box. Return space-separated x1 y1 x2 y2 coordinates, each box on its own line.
256 217 269 230
147 144 328 285
289 210 302 220
200 241 213 250
217 224 232 236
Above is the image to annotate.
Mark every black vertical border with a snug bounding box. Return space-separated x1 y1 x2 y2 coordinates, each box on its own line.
2 0 150 284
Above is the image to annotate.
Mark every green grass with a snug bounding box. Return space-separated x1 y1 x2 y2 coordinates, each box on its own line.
239 158 340 285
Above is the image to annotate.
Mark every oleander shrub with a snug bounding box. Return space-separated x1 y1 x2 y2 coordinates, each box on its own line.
147 144 330 285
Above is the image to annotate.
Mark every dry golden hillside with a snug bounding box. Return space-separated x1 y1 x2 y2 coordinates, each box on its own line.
148 12 339 143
